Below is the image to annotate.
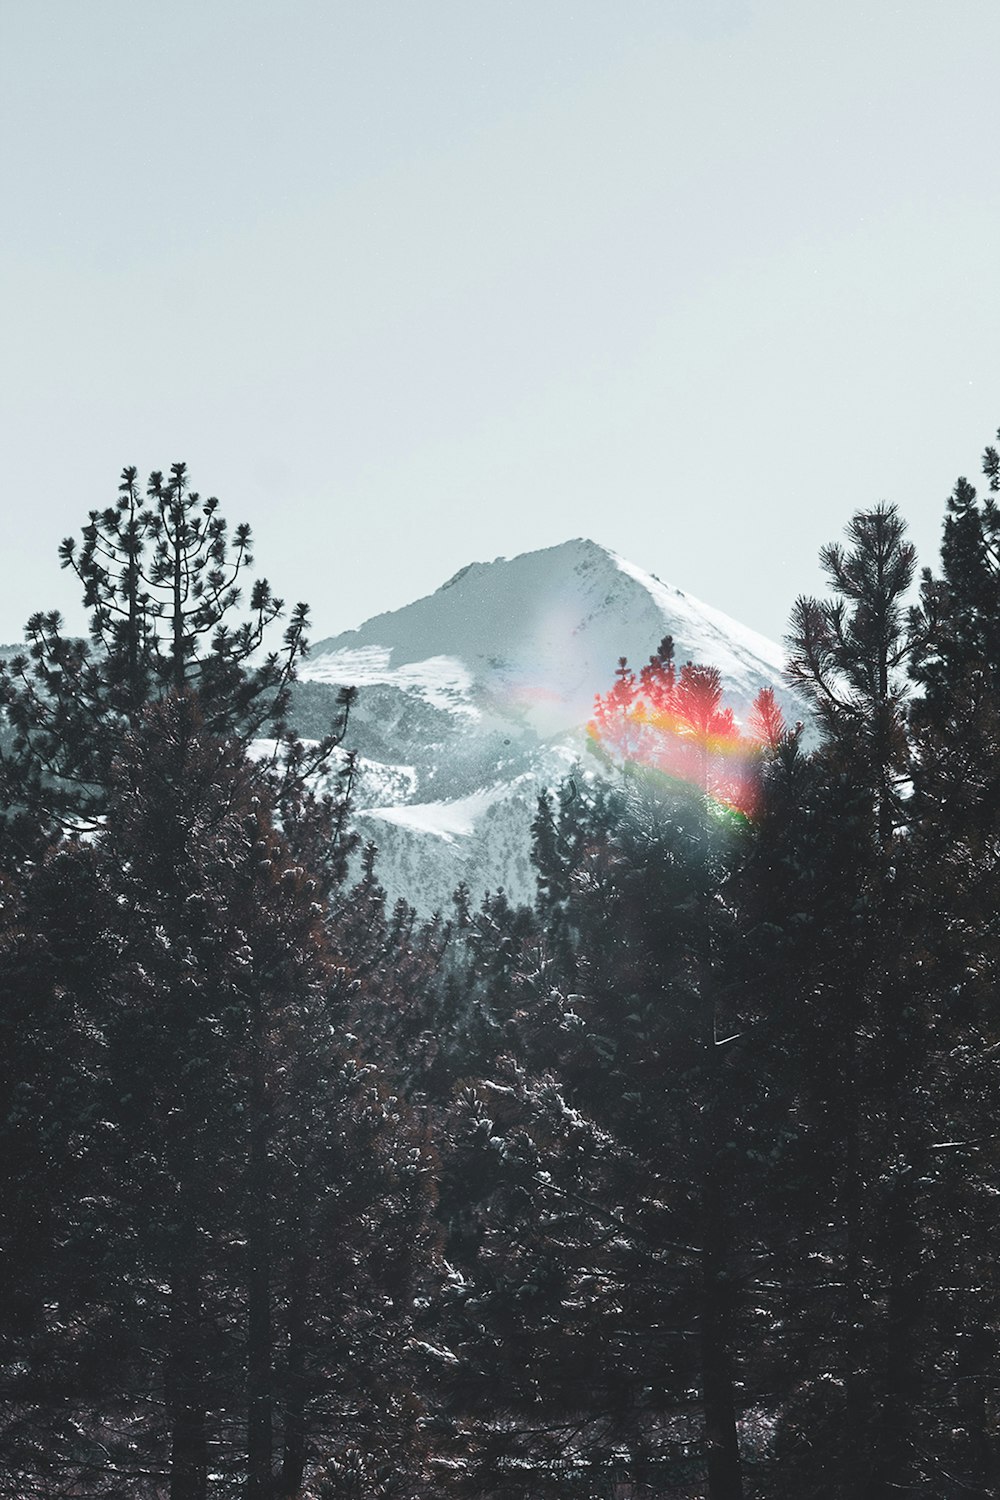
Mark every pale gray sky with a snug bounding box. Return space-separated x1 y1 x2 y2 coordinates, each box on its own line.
3 0 999 648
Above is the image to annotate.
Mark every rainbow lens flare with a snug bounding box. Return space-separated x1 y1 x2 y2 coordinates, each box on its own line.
587 647 785 823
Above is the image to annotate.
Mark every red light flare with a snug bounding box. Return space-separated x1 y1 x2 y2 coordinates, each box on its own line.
587 640 786 822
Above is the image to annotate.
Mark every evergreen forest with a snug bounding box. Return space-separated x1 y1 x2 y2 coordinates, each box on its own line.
4 435 1000 1500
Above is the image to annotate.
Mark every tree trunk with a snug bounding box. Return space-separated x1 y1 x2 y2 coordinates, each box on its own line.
955 1321 997 1494
699 1167 744 1500
696 778 744 1500
278 1264 309 1498
863 1231 920 1500
167 1269 208 1500
246 995 273 1499
171 496 186 694
863 961 923 1500
843 1009 873 1493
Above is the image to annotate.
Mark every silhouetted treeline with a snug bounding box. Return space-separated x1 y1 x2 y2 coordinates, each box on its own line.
3 442 1000 1497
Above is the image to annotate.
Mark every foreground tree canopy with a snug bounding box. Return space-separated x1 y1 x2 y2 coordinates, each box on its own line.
3 443 1000 1498
0 462 355 839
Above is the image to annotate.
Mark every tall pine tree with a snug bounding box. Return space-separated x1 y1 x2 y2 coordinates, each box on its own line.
0 462 354 836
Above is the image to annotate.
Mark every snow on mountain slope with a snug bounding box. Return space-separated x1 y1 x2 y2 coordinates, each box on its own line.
298 539 796 914
610 554 787 685
366 786 507 843
307 539 792 732
304 646 478 718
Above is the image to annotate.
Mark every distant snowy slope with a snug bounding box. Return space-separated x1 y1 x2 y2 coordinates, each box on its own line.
610 554 786 686
304 645 478 718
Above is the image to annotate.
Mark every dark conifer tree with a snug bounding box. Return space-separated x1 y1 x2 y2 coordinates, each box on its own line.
0 843 122 1497
0 696 435 1499
0 462 354 835
0 465 452 1497
432 654 782 1500
732 722 882 1496
785 503 915 848
903 432 1000 1493
779 503 930 1495
95 695 436 1499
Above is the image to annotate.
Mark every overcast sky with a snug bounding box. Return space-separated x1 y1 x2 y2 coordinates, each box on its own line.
3 0 999 650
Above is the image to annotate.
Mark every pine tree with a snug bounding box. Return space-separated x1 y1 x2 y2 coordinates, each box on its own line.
431 651 782 1500
0 462 354 836
781 503 927 1495
0 696 435 1499
785 503 915 849
903 432 1000 1492
0 843 121 1496
733 724 880 1495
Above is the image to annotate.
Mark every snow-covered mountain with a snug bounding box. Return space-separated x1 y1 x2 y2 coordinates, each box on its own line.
296 539 795 914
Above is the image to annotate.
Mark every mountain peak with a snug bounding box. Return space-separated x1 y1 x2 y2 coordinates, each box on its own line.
298 540 797 911
308 538 789 737
435 537 614 591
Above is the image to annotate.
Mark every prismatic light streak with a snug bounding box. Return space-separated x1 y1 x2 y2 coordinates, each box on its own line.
587 642 786 823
